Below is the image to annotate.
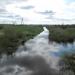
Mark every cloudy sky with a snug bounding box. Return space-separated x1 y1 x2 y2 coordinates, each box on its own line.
0 0 75 24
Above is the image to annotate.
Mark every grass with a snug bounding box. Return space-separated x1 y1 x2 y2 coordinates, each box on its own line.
0 25 43 41
48 25 75 43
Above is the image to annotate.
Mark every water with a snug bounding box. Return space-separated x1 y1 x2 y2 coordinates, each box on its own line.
0 27 75 75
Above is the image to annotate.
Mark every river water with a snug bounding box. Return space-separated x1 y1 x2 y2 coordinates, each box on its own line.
0 27 75 75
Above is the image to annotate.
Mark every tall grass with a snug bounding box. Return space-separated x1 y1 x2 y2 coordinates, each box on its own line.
48 25 75 43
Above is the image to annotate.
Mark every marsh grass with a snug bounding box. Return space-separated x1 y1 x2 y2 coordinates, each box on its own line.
48 25 75 43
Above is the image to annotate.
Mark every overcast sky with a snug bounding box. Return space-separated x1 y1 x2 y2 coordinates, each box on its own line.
0 0 75 24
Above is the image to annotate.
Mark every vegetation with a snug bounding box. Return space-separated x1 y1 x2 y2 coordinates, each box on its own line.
0 28 25 55
48 25 75 43
59 52 75 75
0 24 75 55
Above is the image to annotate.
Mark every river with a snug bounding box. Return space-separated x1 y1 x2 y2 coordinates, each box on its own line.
0 27 75 75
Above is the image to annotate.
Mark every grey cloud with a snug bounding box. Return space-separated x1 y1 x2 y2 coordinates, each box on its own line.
0 8 6 13
37 10 55 15
37 10 55 19
20 6 34 10
0 12 22 21
0 7 15 20
0 15 13 18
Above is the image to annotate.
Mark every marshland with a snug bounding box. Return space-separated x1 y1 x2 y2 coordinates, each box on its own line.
0 24 75 75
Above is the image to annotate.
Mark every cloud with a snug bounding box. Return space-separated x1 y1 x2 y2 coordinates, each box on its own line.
36 10 55 19
37 10 55 15
0 8 6 13
20 6 34 9
0 0 75 24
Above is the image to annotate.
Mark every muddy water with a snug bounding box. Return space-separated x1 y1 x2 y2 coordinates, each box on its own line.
0 27 75 75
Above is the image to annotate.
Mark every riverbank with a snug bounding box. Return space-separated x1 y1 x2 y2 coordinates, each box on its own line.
0 24 75 55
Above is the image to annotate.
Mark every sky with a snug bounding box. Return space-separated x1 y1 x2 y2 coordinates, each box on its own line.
0 0 75 24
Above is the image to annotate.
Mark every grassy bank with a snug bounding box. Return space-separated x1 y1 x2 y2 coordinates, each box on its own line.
0 25 43 40
0 25 43 55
